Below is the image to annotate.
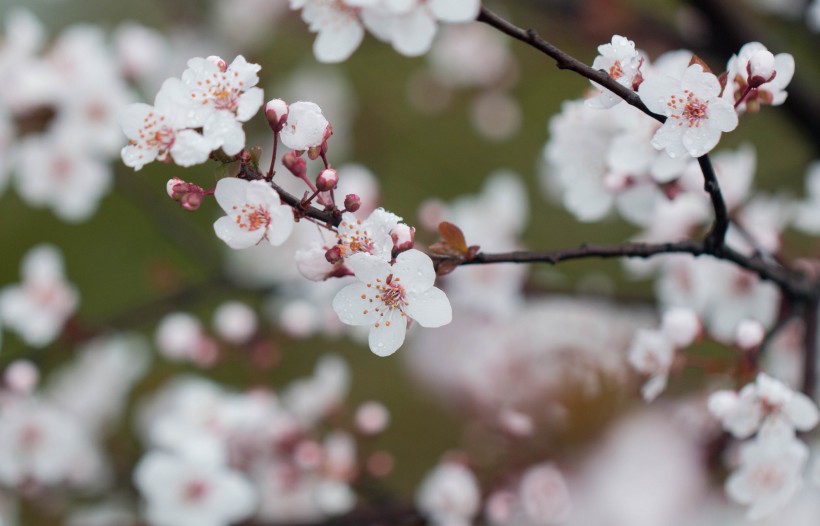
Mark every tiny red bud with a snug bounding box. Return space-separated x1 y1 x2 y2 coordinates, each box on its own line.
283 150 307 179
316 169 338 192
181 192 203 211
325 245 344 264
391 224 415 252
343 194 361 213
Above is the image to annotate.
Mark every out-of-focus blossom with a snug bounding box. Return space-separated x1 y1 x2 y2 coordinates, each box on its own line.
416 462 481 526
708 373 819 439
155 312 217 366
212 301 258 344
0 244 78 348
794 162 820 235
628 328 676 402
726 436 808 520
133 450 258 526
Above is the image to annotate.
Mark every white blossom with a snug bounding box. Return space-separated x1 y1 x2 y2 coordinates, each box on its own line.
587 35 643 109
279 100 330 151
213 178 295 250
332 250 452 356
639 64 738 158
416 462 481 526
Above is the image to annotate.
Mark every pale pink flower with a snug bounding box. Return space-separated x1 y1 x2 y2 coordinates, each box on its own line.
336 208 403 261
332 250 452 356
639 64 738 158
354 401 390 435
133 451 258 526
587 35 643 109
213 178 295 249
724 42 794 112
416 462 481 526
518 463 572 525
212 301 257 344
120 78 215 170
627 328 675 402
293 0 369 63
708 373 819 439
726 436 808 520
0 244 78 348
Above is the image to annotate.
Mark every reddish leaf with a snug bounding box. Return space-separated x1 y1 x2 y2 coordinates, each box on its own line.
437 221 468 254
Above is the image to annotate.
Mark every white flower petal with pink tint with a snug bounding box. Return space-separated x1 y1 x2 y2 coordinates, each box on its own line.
279 101 330 150
0 244 78 348
587 35 642 109
134 451 258 526
336 208 402 261
416 462 480 526
726 436 808 520
332 250 452 356
518 463 572 524
627 329 675 402
708 373 819 439
213 178 295 249
181 55 263 125
724 42 794 112
639 64 738 158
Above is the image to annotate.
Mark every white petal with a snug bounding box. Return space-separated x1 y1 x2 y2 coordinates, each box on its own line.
314 20 364 63
265 204 295 246
171 129 215 167
390 9 437 56
785 392 819 431
427 0 480 23
346 253 391 285
406 287 451 327
121 143 157 171
368 311 407 356
203 111 245 155
392 249 436 293
236 87 264 122
332 282 379 326
214 178 250 212
214 216 263 249
638 74 680 115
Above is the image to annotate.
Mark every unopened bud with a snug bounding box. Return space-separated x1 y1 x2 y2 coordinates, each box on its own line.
747 50 776 88
283 150 307 179
391 224 415 252
181 192 203 211
325 245 344 264
736 319 765 350
343 194 361 213
316 169 338 192
166 177 205 211
265 98 288 133
207 55 228 72
167 177 185 199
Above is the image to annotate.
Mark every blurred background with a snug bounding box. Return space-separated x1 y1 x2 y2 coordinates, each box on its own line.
0 0 818 524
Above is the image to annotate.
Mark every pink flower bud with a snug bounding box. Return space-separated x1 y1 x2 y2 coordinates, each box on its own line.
166 177 185 199
207 55 228 72
391 224 415 252
343 194 361 213
282 150 307 179
747 50 776 88
325 245 344 264
265 98 289 133
316 169 338 192
181 192 203 211
736 319 765 350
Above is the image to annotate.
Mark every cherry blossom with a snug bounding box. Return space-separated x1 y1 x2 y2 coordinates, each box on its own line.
724 42 794 112
180 55 264 154
587 35 643 109
416 462 481 526
336 208 403 261
726 436 808 520
638 63 738 158
627 328 675 402
707 373 819 439
212 301 257 344
120 78 214 170
292 0 368 63
133 451 258 526
332 249 452 356
279 100 330 151
0 244 78 348
213 178 295 249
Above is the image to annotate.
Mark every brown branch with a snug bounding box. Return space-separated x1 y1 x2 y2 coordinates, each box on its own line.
477 5 731 251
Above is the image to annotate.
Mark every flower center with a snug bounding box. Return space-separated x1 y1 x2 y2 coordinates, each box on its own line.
337 219 374 256
668 89 709 128
182 480 210 503
609 60 624 80
192 70 245 112
232 204 271 232
369 274 408 328
135 112 175 152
